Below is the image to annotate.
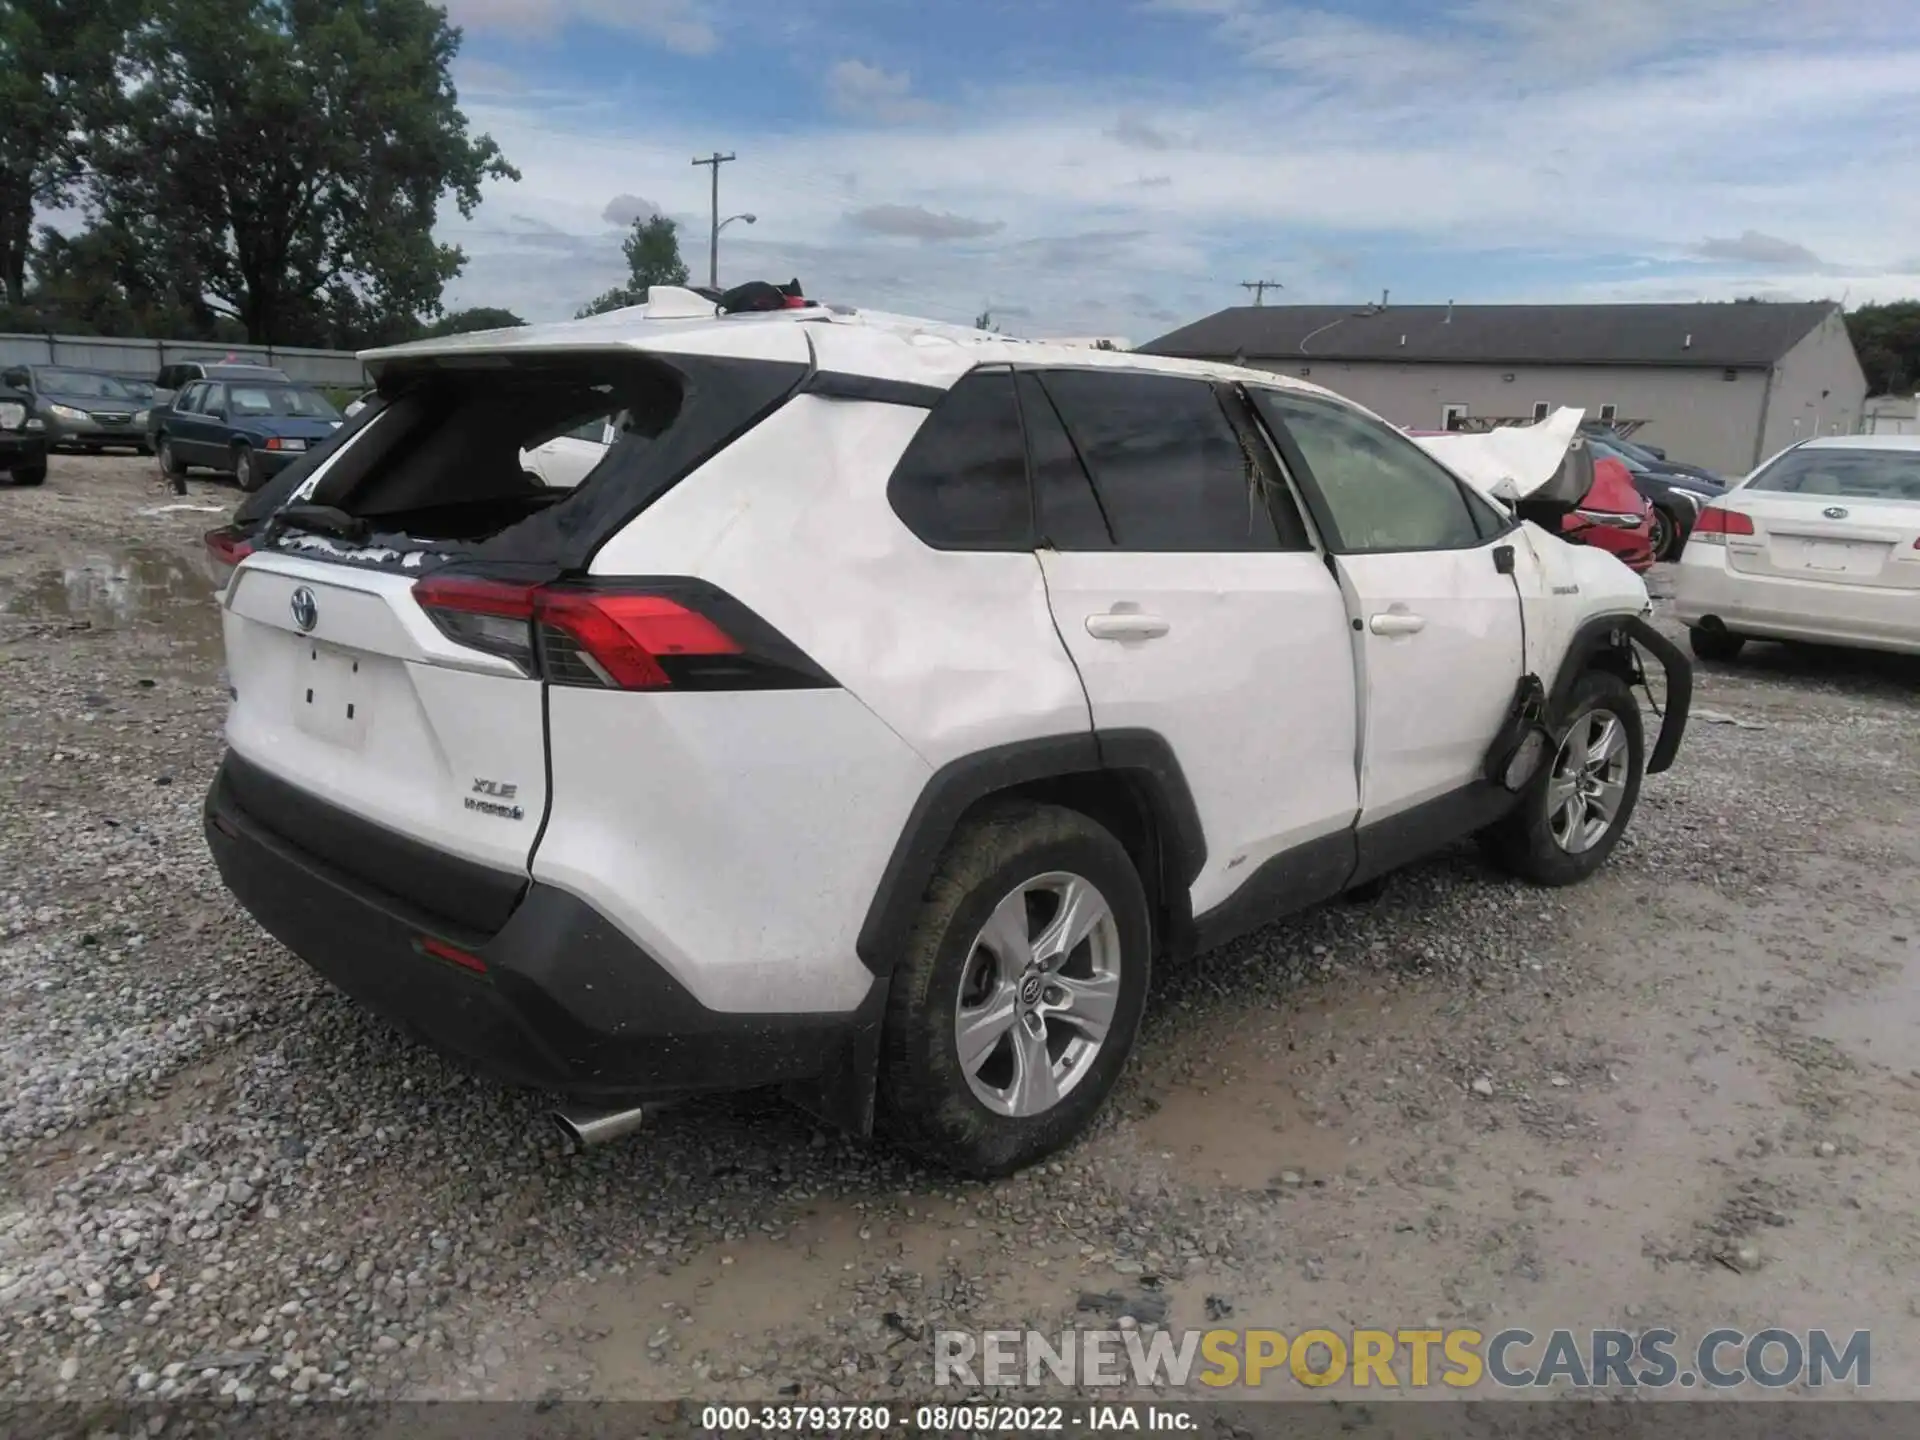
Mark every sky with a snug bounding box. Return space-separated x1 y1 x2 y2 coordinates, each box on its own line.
434 0 1920 341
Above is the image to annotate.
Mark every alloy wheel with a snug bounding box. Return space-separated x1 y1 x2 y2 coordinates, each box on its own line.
953 871 1122 1118
1546 709 1631 854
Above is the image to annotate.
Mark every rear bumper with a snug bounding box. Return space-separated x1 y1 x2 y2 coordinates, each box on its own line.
1671 551 1920 655
204 752 882 1108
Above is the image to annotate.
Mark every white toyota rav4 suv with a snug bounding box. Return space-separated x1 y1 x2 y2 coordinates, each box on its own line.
202 291 1690 1175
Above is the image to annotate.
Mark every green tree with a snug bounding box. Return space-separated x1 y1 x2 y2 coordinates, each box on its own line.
0 0 131 306
575 215 691 317
1845 301 1920 396
422 305 525 336
87 0 517 345
974 308 999 332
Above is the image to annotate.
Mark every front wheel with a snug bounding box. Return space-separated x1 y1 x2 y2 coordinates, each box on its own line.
1478 670 1644 887
877 802 1152 1176
10 461 47 487
233 444 261 492
158 437 186 479
1648 506 1681 561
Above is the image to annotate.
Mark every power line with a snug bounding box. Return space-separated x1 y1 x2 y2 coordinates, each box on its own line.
691 151 737 289
1241 280 1284 306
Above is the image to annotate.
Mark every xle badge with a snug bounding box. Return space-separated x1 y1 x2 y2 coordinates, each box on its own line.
466 777 524 822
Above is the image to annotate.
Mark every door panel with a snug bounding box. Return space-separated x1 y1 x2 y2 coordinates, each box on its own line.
1335 545 1524 820
1041 549 1360 913
1245 387 1526 826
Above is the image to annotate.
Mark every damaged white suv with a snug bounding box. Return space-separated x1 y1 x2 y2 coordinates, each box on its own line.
202 290 1690 1175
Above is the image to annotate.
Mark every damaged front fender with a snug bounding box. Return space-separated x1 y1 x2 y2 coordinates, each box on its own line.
1549 613 1692 775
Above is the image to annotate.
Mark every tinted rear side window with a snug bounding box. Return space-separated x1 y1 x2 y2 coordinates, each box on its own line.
1039 370 1277 551
887 369 1032 550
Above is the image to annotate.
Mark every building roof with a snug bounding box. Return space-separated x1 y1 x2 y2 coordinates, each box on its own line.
1140 301 1841 370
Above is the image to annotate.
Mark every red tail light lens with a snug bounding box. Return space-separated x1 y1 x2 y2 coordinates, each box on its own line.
411 575 830 692
204 525 254 566
1691 505 1755 543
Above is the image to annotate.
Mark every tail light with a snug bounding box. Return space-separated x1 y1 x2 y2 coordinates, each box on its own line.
205 525 254 566
204 526 253 588
411 575 834 692
1691 505 1756 543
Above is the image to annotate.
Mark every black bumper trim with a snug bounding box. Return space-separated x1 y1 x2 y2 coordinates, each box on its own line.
206 754 879 1110
218 751 527 939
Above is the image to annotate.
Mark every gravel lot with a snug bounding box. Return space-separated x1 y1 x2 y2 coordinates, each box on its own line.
3 455 1917 1412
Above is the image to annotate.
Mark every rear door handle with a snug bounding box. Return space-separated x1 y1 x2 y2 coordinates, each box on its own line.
1368 612 1427 636
1085 612 1171 641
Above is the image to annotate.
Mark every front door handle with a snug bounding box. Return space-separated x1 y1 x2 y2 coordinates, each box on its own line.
1369 611 1427 636
1086 611 1171 641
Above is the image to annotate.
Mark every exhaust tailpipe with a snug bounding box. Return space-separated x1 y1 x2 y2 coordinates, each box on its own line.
552 1104 650 1148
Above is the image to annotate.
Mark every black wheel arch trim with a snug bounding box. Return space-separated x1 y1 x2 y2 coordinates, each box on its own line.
854 729 1206 977
1548 612 1691 775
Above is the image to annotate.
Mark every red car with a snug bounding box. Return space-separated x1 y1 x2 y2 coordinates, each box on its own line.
1563 454 1656 573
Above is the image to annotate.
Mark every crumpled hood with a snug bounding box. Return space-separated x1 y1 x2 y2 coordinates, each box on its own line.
1409 407 1585 499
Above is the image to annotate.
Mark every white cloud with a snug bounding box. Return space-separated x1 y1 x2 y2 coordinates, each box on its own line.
1691 232 1826 269
825 60 942 123
436 1 1920 332
1108 114 1174 150
439 0 716 54
846 204 1005 242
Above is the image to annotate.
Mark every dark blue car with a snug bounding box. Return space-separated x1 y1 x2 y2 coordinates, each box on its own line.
156 378 343 492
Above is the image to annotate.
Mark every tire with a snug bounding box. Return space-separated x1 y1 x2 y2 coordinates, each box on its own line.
158 437 187 479
1688 625 1746 663
233 444 261 492
1648 506 1680 562
1478 670 1644 887
877 801 1152 1177
11 461 47 487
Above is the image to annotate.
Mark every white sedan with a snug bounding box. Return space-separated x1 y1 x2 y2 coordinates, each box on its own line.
1672 435 1920 659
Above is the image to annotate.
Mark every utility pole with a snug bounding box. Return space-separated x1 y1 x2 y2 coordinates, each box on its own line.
1240 280 1283 306
692 151 737 289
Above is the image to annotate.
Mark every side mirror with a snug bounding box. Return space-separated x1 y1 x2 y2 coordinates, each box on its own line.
1490 477 1523 507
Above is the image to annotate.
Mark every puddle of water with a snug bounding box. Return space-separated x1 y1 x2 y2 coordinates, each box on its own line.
1819 945 1920 1071
1131 1018 1361 1188
1 546 221 637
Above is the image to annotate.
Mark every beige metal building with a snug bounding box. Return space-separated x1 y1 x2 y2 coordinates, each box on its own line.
1141 301 1866 476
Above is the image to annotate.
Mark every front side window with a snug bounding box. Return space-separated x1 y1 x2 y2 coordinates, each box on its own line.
886 369 1031 550
1253 391 1489 553
1038 369 1277 551
174 383 205 414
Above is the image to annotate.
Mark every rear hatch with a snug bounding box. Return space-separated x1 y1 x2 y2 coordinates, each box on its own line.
1721 445 1920 589
217 320 813 887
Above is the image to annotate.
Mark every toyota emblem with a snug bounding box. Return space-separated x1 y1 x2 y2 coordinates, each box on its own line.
1822 506 1849 520
290 586 318 633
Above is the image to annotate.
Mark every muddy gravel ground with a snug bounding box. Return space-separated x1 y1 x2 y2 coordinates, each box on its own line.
3 456 1918 1420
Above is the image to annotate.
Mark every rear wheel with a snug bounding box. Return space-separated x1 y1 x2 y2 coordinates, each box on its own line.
233 444 261 492
878 802 1151 1176
1688 625 1745 662
1478 670 1644 887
